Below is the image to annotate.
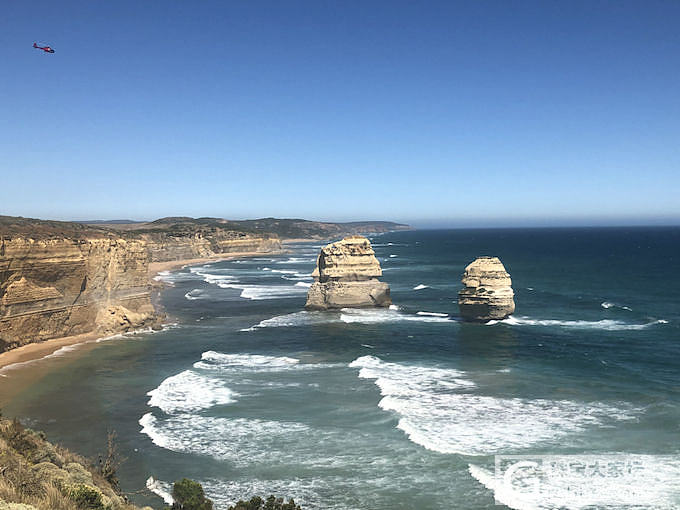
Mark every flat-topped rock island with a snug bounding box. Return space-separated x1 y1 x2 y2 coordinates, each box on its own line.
305 236 392 310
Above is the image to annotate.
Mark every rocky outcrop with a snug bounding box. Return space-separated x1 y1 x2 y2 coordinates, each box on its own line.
305 236 391 310
0 237 159 352
458 256 515 321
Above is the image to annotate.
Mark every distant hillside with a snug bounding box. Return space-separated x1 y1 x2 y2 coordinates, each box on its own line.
222 217 411 239
1 215 410 241
101 216 411 240
0 215 115 240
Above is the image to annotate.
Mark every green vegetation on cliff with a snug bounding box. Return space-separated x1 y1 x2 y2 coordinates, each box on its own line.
0 415 142 510
0 415 306 510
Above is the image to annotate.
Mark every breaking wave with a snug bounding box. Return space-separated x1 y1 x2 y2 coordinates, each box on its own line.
217 283 308 300
416 311 448 317
147 370 238 413
193 351 300 371
189 266 238 288
488 315 668 330
242 308 453 330
601 301 633 311
340 308 452 324
350 355 636 456
469 455 680 510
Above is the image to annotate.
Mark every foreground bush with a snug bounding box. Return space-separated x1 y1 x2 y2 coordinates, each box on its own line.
171 478 213 510
0 414 140 510
228 495 302 510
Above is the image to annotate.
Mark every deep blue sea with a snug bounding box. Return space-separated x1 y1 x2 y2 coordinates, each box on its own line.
2 228 679 509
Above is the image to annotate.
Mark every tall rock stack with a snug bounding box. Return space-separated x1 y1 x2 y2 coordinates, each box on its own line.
458 256 515 321
305 236 391 310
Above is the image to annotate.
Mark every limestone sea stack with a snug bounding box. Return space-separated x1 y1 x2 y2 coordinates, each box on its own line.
305 236 391 310
458 256 515 321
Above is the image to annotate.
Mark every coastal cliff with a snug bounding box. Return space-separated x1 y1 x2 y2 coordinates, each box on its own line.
131 222 282 263
0 236 159 352
305 236 391 310
0 216 283 353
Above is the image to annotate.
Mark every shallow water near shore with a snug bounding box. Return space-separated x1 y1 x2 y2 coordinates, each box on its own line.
2 228 679 509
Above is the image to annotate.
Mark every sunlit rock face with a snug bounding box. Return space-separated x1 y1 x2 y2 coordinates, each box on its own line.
458 256 515 321
0 237 159 351
305 236 391 310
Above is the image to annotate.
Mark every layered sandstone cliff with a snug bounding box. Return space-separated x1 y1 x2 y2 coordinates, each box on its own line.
140 231 282 262
0 216 283 352
458 256 515 321
0 236 159 351
305 236 391 310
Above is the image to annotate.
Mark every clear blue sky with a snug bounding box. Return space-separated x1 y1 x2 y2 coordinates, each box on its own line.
2 1 679 227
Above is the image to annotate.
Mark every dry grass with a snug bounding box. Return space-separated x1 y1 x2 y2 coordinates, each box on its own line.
0 416 141 510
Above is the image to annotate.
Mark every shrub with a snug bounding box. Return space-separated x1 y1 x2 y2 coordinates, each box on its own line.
228 495 301 510
97 430 125 492
64 483 106 509
171 478 213 510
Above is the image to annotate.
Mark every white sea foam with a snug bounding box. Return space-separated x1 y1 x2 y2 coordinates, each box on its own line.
193 351 300 372
601 301 633 311
184 289 204 300
469 455 680 510
153 269 201 285
276 257 315 264
147 370 238 413
242 311 338 330
416 311 448 317
189 266 238 288
496 315 667 331
146 477 173 505
350 355 636 456
152 270 172 282
413 284 429 290
340 308 451 324
389 254 398 258
281 273 313 281
217 283 308 300
151 474 377 510
139 412 310 466
243 307 451 330
295 281 312 288
0 325 164 375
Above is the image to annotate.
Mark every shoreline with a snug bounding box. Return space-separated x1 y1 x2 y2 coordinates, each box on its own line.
0 249 288 374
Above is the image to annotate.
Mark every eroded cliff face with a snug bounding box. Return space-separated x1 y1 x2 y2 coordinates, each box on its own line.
0 220 283 352
0 237 158 352
458 256 515 321
305 236 391 310
140 231 282 262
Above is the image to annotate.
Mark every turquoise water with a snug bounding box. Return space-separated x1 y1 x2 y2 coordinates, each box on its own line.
2 228 679 509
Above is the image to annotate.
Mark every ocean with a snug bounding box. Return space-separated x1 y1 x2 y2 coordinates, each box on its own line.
2 228 679 509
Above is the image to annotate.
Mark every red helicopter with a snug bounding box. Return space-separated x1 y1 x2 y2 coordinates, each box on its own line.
33 42 55 53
